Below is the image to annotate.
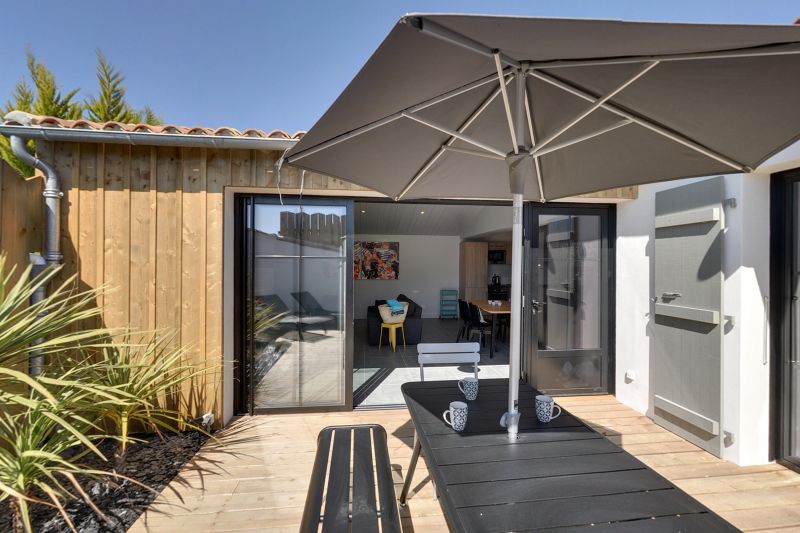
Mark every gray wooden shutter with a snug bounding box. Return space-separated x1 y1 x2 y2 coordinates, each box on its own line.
652 176 725 457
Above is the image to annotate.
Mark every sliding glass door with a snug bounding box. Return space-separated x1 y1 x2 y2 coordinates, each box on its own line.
523 205 614 395
238 196 353 412
773 168 800 469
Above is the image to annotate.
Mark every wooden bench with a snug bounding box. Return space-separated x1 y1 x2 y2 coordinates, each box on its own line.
300 424 401 533
417 342 480 381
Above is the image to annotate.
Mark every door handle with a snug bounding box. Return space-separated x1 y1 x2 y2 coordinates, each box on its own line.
531 299 545 311
662 292 682 298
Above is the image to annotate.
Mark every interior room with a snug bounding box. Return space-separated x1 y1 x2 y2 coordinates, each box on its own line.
353 201 514 407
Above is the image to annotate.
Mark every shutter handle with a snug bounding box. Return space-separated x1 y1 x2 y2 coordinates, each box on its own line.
662 292 682 298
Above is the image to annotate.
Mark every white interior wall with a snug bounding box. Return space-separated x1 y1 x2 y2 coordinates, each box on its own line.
354 234 460 319
615 173 771 465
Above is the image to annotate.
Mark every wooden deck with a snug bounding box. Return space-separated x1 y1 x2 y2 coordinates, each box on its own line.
130 395 800 532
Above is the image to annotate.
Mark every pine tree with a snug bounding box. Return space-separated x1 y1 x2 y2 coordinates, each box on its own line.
140 105 163 125
84 51 138 123
1 52 82 177
84 51 162 125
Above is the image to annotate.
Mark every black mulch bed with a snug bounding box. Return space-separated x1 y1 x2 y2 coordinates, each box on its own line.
0 431 209 532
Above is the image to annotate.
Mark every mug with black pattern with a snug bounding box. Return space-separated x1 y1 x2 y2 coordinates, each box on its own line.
443 401 468 432
535 394 562 423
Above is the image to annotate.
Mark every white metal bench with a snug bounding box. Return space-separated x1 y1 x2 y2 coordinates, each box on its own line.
417 342 480 381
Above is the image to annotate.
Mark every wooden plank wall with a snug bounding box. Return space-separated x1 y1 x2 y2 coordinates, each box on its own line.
0 160 43 283
0 141 367 421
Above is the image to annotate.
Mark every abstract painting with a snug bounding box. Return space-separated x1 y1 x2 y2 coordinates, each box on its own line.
354 241 399 280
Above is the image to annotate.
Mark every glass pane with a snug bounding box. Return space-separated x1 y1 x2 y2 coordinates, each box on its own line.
250 203 347 409
791 182 800 457
536 214 602 351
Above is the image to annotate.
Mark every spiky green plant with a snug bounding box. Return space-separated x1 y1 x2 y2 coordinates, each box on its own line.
0 380 120 533
89 333 213 471
0 253 129 532
252 303 287 343
0 255 107 372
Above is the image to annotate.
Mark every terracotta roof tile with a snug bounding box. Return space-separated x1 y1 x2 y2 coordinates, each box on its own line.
3 112 305 140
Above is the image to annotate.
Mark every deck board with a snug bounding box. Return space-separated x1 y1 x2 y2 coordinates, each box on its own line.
131 396 800 532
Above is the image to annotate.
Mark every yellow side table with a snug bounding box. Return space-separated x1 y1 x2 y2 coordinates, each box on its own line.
378 322 406 352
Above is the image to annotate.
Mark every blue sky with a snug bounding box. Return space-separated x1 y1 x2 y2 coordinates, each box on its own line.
1 1 797 133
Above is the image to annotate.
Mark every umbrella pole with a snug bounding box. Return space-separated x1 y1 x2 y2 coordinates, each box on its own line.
502 153 531 439
506 191 523 439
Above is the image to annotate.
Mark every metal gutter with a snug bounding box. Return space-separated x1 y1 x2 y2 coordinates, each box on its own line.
0 123 299 150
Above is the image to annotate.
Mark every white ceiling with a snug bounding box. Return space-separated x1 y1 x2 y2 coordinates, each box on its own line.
354 202 510 238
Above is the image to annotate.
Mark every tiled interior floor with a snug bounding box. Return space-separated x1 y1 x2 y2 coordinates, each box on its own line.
353 318 510 406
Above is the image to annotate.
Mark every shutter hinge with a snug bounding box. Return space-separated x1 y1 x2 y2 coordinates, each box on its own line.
723 198 737 208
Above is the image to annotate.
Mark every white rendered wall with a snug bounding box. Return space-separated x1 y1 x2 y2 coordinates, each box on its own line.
615 173 771 465
354 234 460 319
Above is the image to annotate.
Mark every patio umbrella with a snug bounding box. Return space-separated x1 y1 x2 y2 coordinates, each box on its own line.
284 14 800 439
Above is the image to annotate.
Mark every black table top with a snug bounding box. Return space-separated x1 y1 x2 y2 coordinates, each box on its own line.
401 379 738 533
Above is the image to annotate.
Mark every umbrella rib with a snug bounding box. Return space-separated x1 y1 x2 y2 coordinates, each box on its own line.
524 84 546 202
443 146 506 160
407 16 521 68
527 61 659 157
495 54 519 153
532 119 633 159
528 69 751 172
396 76 512 200
527 42 800 69
402 112 507 157
285 69 508 163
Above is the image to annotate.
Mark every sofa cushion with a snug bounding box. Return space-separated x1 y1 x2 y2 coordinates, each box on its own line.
397 294 420 316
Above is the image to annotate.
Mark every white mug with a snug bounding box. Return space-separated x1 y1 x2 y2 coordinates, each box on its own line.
443 401 468 432
458 377 479 401
535 395 562 423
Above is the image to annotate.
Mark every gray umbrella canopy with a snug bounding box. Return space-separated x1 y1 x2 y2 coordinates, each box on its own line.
286 14 800 201
285 14 800 438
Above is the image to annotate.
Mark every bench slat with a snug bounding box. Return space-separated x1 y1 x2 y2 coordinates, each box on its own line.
373 427 402 533
351 427 379 533
299 429 332 532
418 342 479 354
418 352 480 365
322 428 351 532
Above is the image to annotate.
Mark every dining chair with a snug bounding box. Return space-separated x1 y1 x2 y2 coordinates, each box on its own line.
468 303 493 348
457 299 471 342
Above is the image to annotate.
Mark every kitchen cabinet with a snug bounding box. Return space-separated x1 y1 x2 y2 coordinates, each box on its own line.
488 241 512 265
459 242 488 301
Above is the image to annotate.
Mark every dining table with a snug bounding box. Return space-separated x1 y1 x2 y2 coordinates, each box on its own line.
399 378 737 532
470 300 510 359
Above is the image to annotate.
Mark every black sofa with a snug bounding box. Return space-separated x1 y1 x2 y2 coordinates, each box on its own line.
366 294 423 346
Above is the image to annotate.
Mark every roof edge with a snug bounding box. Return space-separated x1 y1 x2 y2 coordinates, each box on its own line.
1 111 301 151
0 123 298 151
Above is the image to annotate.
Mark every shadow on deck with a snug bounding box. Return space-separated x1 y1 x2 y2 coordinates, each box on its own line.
131 395 800 532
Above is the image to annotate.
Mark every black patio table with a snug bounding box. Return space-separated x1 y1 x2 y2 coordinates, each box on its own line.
400 379 738 532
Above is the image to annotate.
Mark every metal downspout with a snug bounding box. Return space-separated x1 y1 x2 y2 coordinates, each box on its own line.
6 128 63 376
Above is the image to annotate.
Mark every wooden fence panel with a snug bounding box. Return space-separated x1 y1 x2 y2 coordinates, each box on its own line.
129 145 155 332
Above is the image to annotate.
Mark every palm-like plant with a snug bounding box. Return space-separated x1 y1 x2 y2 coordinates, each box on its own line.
252 303 287 343
0 391 110 533
0 254 123 532
0 255 107 372
89 333 213 471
